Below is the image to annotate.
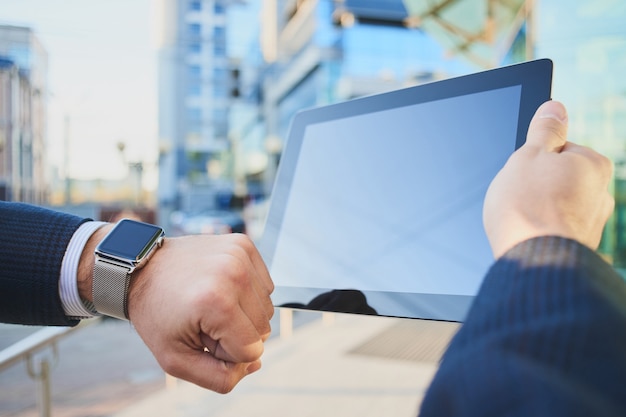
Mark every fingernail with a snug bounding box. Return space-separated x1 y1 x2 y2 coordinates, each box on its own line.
539 101 568 123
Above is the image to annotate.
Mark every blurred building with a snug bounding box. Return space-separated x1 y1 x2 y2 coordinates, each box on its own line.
257 0 529 186
156 0 243 224
0 25 48 203
155 0 530 222
535 0 626 271
155 0 626 270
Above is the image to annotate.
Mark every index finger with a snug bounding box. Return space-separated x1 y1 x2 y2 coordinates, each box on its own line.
165 348 258 393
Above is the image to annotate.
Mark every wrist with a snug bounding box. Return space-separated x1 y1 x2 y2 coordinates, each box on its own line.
77 223 113 302
126 240 163 322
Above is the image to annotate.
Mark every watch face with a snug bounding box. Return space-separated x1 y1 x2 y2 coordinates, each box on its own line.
97 219 164 262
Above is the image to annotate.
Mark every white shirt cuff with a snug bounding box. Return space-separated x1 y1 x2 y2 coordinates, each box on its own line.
60 221 108 319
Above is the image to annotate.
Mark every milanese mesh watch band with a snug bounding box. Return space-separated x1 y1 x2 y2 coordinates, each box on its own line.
92 259 132 320
92 219 164 320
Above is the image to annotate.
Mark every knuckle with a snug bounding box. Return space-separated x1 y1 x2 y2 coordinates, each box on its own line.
215 379 236 394
213 364 247 394
528 119 567 150
211 252 249 286
540 123 564 141
228 233 254 252
227 261 251 290
158 355 184 379
222 253 247 278
261 327 272 342
244 343 264 362
202 289 239 316
583 149 613 181
598 153 614 177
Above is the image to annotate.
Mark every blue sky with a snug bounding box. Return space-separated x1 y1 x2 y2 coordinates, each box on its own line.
0 0 158 183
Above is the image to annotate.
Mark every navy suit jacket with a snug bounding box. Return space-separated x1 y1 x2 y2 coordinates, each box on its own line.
2 202 626 415
419 236 626 416
0 201 87 326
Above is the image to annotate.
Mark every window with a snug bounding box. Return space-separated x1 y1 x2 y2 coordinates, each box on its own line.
188 23 201 37
188 65 202 78
189 0 201 11
535 0 626 270
188 42 201 54
211 107 228 138
213 67 227 81
213 108 227 122
214 3 225 15
187 107 202 130
214 124 228 138
214 43 226 57
213 26 226 43
213 83 228 98
187 83 201 96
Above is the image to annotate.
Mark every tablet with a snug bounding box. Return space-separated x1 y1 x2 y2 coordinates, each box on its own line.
260 59 553 321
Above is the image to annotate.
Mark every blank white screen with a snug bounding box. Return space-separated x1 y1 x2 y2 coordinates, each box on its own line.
270 85 522 297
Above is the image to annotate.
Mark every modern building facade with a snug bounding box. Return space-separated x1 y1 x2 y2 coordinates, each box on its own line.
157 0 530 222
252 0 626 270
257 0 529 181
535 0 626 271
155 0 626 270
0 25 48 204
157 0 243 224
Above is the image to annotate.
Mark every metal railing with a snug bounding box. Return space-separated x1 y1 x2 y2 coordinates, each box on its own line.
0 318 100 417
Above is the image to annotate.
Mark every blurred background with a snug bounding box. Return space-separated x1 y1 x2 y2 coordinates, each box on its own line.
1 0 625 263
1 0 626 415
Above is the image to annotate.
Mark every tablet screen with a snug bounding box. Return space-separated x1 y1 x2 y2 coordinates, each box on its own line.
261 59 552 321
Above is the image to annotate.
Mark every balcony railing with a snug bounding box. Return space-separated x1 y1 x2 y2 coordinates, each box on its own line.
0 318 100 417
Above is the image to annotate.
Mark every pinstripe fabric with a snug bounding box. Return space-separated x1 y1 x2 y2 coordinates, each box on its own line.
419 237 626 417
0 201 88 326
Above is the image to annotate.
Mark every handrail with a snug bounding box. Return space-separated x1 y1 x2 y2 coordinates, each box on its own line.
0 317 101 417
0 318 99 372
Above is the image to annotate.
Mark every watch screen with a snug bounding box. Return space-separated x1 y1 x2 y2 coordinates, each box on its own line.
97 219 163 261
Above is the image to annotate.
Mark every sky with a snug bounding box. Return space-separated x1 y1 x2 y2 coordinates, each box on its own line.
0 0 158 186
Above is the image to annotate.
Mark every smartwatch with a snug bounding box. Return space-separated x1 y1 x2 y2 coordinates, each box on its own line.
93 219 165 320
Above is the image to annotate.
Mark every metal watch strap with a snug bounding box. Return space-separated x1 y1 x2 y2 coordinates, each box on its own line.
92 259 131 320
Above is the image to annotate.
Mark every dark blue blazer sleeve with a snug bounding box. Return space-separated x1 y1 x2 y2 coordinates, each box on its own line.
419 236 626 417
0 201 89 326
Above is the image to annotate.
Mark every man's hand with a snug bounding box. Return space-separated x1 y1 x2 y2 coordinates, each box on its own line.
124 233 274 393
483 100 615 259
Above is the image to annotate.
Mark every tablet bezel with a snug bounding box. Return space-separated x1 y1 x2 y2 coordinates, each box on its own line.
260 59 553 321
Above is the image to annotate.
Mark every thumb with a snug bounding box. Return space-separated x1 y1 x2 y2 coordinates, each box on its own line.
524 100 569 153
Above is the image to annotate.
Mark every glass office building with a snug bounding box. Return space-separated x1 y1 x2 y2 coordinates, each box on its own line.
254 0 626 273
157 0 239 224
536 0 626 271
260 0 479 146
0 25 48 204
153 0 625 271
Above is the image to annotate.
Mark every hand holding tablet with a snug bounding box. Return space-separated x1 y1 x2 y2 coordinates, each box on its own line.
484 99 614 260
